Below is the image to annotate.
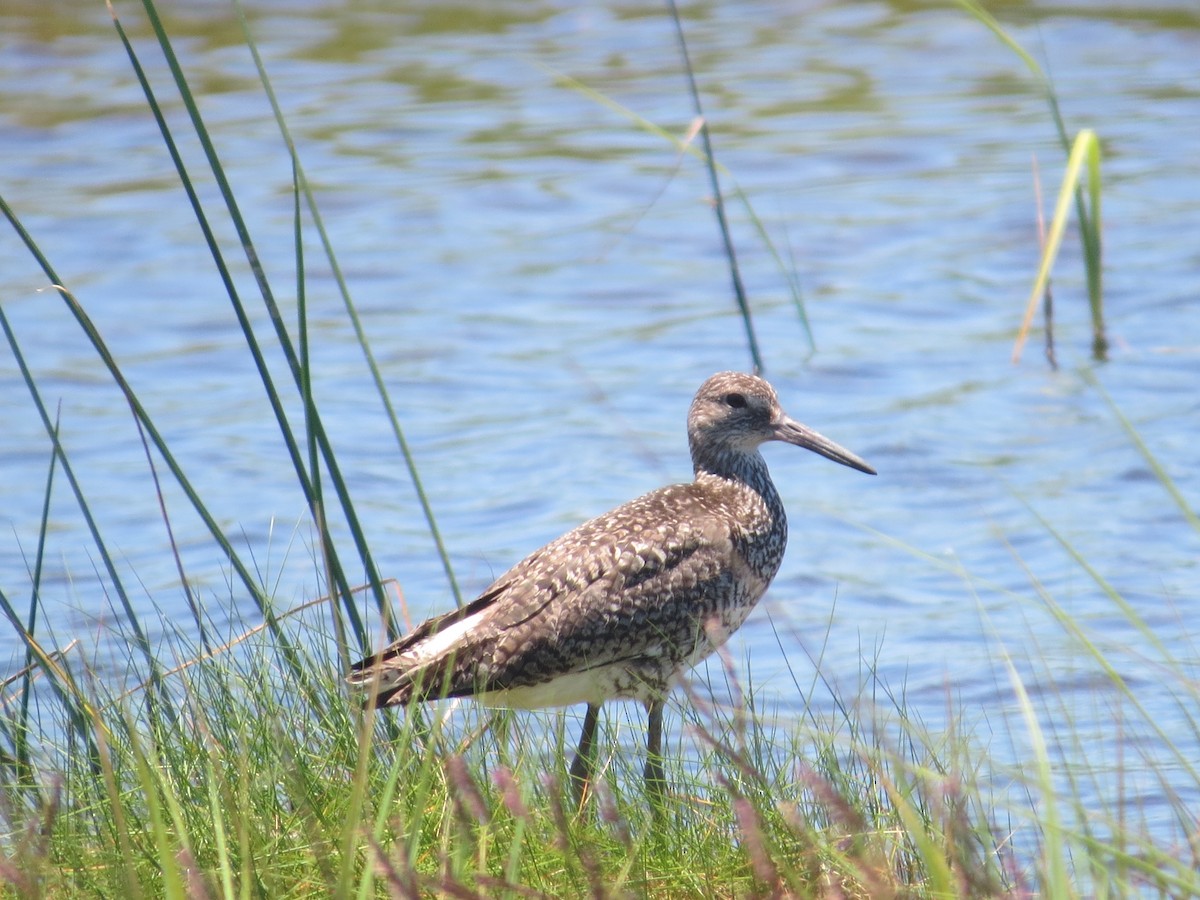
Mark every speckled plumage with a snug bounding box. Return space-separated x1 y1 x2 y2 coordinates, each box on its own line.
347 371 874 799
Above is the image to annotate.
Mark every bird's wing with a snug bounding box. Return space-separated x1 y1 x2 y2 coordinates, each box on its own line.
348 482 739 705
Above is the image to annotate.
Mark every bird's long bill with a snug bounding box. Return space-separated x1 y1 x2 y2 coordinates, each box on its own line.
775 416 876 475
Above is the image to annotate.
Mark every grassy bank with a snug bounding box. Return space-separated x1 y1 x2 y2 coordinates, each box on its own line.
2 564 1197 897
0 596 1016 898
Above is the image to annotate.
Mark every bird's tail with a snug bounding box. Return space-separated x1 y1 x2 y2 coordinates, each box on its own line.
346 606 483 707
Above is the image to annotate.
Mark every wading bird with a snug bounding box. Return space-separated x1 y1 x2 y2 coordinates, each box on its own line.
347 371 874 803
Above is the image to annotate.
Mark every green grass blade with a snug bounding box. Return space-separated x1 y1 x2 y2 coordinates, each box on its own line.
111 0 370 650
1013 129 1099 362
1019 502 1172 662
1012 505 1200 791
954 0 1073 152
233 0 461 613
132 0 409 643
200 739 238 900
122 708 188 900
15 419 62 783
955 0 1044 88
736 197 816 354
877 768 956 896
957 1 1105 362
542 67 817 359
288 158 354 668
1082 137 1105 358
0 586 99 769
666 0 762 373
133 412 214 659
88 700 144 900
1003 653 1074 899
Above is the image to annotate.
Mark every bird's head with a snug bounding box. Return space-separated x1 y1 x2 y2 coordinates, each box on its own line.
687 371 875 476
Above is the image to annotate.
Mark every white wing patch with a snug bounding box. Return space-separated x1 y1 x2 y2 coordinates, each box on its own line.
402 611 486 665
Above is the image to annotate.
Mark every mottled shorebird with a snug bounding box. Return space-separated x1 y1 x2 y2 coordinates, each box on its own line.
347 371 874 801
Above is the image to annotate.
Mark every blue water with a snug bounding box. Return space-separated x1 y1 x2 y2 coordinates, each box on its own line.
2 0 1198 852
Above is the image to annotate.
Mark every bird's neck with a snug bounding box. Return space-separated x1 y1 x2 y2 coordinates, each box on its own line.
692 443 789 576
691 443 777 500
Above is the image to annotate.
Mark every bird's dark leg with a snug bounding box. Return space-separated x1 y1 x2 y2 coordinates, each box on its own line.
569 703 601 807
644 699 667 805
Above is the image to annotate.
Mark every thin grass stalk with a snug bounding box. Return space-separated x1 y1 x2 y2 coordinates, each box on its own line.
232 0 461 613
366 837 416 898
666 0 763 374
1012 130 1101 363
338 706 383 899
491 767 532 892
14 421 61 785
875 766 957 896
292 161 318 586
544 70 815 354
1032 154 1058 370
744 211 815 355
355 700 457 893
1069 827 1197 896
88 699 143 900
1081 145 1105 358
1037 66 1106 361
232 727 255 899
120 703 190 900
355 724 414 900
4 12 362 719
197 728 237 900
133 412 213 659
1003 654 1073 898
0 589 101 777
109 1 370 650
289 159 353 674
1015 501 1174 666
982 530 1198 891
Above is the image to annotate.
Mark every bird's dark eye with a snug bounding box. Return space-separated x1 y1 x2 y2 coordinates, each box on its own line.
725 392 747 409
